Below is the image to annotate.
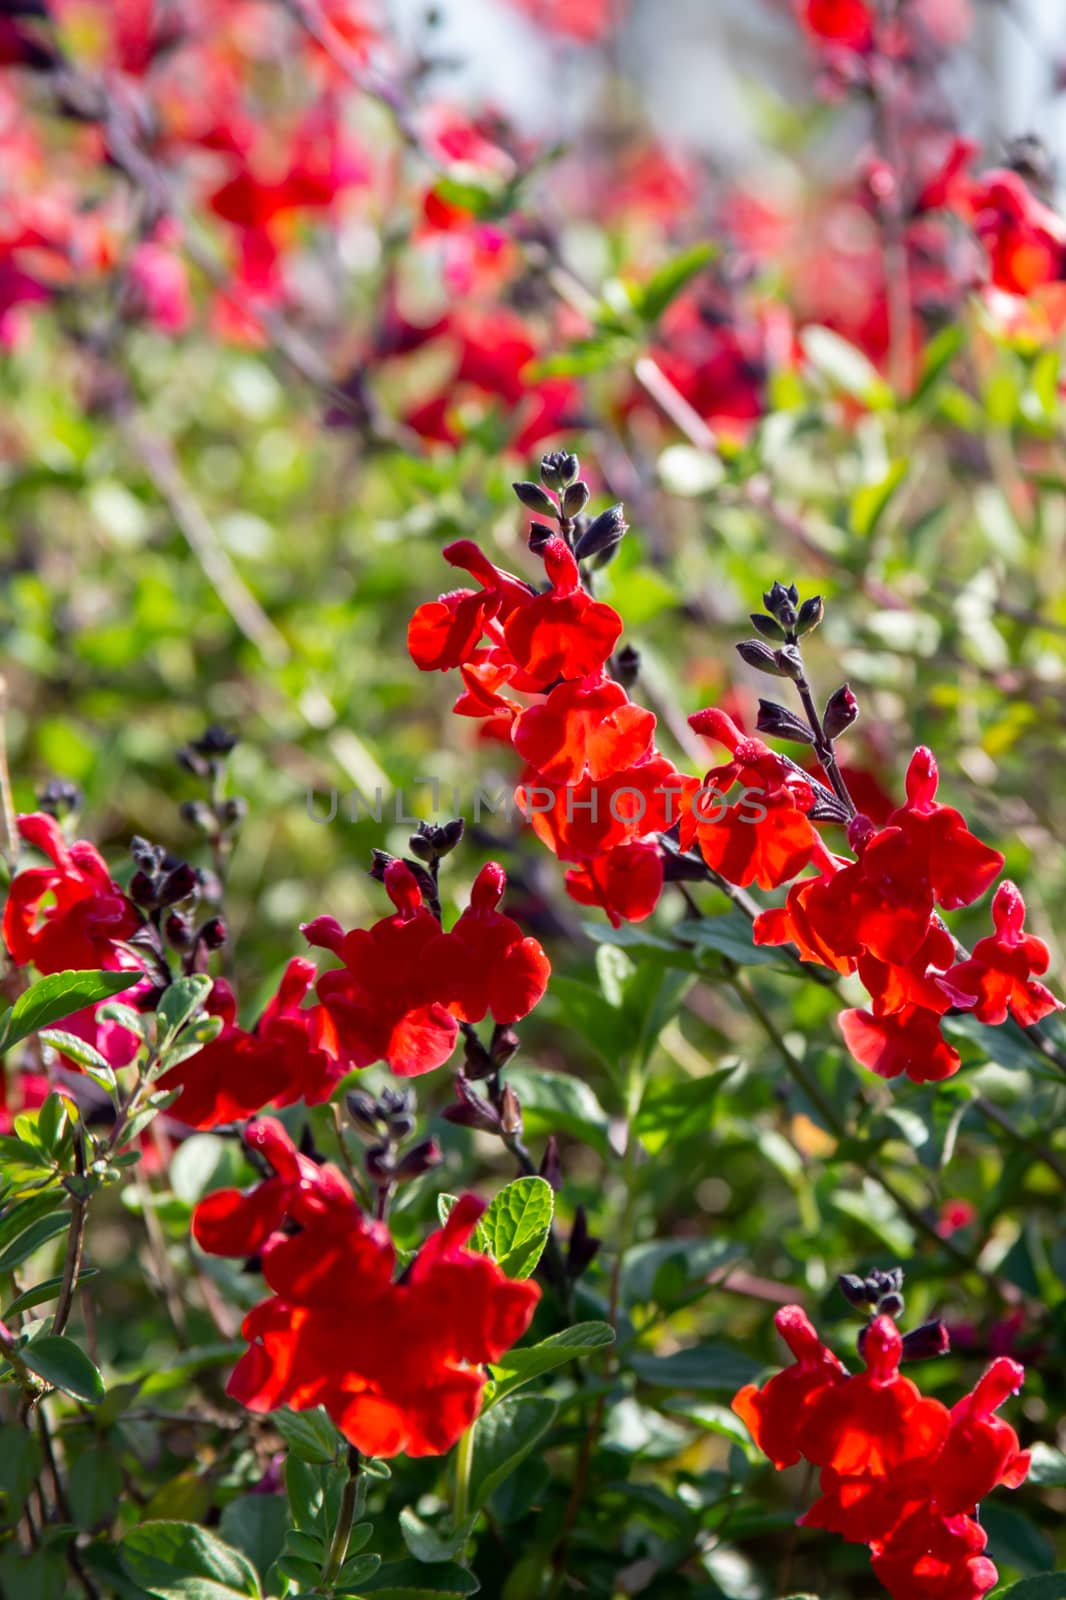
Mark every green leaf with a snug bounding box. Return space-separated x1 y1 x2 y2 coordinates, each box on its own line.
38 1029 118 1092
3 1266 98 1318
477 1177 554 1279
0 1422 42 1524
0 1207 70 1273
851 461 908 539
487 1322 614 1404
981 1502 1055 1576
674 913 788 968
630 1342 762 1393
218 1496 288 1584
22 1334 105 1403
1026 1442 1066 1487
157 975 213 1045
67 1444 123 1529
0 971 140 1054
800 325 893 407
468 1396 557 1510
995 1580 1066 1599
630 242 716 323
120 1521 262 1599
399 1508 476 1564
360 1560 480 1597
274 1406 343 1464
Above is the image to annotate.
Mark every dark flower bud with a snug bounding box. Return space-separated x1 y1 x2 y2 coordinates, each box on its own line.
176 746 211 779
901 1320 951 1362
219 797 247 828
394 1138 443 1182
442 1073 501 1134
368 848 397 883
839 1272 876 1309
463 1028 495 1080
37 779 82 819
796 596 824 635
735 639 785 676
439 817 465 852
490 1026 520 1068
165 912 194 949
364 1144 395 1182
159 863 200 905
408 827 437 863
1004 133 1056 199
561 480 590 518
346 1090 382 1139
129 870 159 907
513 480 558 519
772 645 804 681
194 725 239 758
539 451 579 491
755 700 815 745
408 818 465 862
527 522 554 554
567 1205 601 1281
199 917 228 950
870 1267 904 1297
879 1291 905 1320
750 612 786 642
823 684 859 741
575 503 627 564
611 644 641 690
539 1135 562 1192
500 1083 523 1137
180 799 215 832
763 581 798 629
130 836 165 873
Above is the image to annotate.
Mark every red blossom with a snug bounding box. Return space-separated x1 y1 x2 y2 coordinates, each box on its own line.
933 1358 1030 1516
3 812 141 973
943 881 1063 1027
159 959 341 1131
427 862 551 1025
195 1122 539 1457
838 1003 961 1084
968 170 1066 296
797 0 875 52
502 539 623 688
511 676 655 785
870 1506 999 1600
731 1304 849 1469
563 841 664 928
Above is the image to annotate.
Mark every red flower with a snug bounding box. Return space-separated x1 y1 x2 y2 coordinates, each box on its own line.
3 813 141 973
159 960 341 1131
307 860 459 1079
427 862 551 1024
801 1316 950 1478
838 1004 962 1084
871 748 1004 915
943 881 1062 1028
967 170 1066 296
563 841 664 928
731 1305 848 1469
933 1358 1030 1517
512 676 655 786
680 710 819 890
797 0 874 51
521 753 685 864
195 1124 539 1458
503 539 622 688
870 1506 999 1600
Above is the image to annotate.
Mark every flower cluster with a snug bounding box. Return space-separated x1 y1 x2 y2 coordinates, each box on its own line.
733 1305 1030 1600
193 1117 540 1457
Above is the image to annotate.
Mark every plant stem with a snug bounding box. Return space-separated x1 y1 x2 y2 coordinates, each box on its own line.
321 1446 362 1591
453 1421 475 1532
53 1126 89 1338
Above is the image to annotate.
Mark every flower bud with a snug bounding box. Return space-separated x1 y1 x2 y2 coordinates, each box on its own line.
567 1204 601 1280
129 870 159 907
442 1072 500 1133
575 503 627 564
463 1028 495 1079
165 912 194 949
823 684 859 741
500 1084 523 1137
394 1138 443 1182
735 639 785 676
180 799 215 832
131 836 165 873
773 644 804 681
408 818 465 862
561 480 590 518
901 1320 951 1362
539 451 579 491
612 644 641 690
346 1090 382 1139
796 595 824 635
37 779 82 819
749 612 786 642
219 797 247 828
527 522 554 554
513 480 559 519
364 1143 395 1182
159 863 200 905
199 916 228 950
838 1272 876 1309
763 581 799 629
368 848 397 883
194 725 240 758
539 1135 562 1191
490 1025 520 1068
755 700 815 745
